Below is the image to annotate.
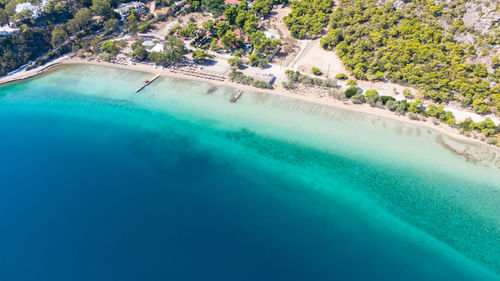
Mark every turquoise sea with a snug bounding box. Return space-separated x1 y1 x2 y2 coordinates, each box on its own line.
0 65 499 281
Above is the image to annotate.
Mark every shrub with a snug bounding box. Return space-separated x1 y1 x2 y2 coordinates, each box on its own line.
351 93 366 104
228 57 243 69
366 90 379 107
395 101 407 115
321 78 337 88
446 117 456 127
253 80 273 89
365 89 378 97
282 81 297 90
138 21 154 33
329 89 346 100
345 86 360 98
408 112 420 120
386 100 398 111
379 96 396 105
347 79 357 86
312 67 322 76
402 88 413 99
285 70 336 88
335 73 348 80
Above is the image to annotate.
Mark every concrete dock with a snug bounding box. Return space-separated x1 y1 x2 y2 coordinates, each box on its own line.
135 74 161 93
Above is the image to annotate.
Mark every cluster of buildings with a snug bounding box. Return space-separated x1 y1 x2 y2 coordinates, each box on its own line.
114 1 186 20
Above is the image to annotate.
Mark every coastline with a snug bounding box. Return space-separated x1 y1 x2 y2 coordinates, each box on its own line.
2 57 499 153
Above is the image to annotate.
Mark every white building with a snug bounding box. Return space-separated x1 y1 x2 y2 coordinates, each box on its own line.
174 1 186 7
151 43 164 52
264 31 278 39
0 25 20 36
114 2 147 19
15 3 41 19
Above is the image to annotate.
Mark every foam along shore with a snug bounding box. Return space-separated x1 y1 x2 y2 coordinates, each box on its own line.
1 56 498 153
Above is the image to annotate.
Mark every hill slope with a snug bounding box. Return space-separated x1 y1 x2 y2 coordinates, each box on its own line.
318 0 499 115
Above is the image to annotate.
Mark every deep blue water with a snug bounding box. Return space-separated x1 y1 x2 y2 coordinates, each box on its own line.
0 66 499 281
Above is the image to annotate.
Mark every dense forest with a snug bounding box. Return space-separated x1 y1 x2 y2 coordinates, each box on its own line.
319 0 500 115
0 28 50 75
283 0 333 39
0 0 125 75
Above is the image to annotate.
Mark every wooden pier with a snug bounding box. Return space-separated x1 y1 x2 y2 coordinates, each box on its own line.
230 91 243 103
135 74 161 93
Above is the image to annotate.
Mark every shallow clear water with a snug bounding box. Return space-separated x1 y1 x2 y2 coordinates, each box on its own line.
0 65 499 281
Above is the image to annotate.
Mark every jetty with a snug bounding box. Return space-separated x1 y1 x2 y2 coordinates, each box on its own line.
230 91 243 103
206 85 217 94
135 74 160 93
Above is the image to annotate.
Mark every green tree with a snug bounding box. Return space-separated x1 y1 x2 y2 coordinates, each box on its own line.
224 6 238 25
91 0 113 17
492 56 500 69
104 18 119 35
51 28 68 48
128 12 139 36
0 9 8 26
320 28 343 50
101 41 120 56
407 100 423 113
148 51 168 64
163 35 187 63
312 67 322 76
402 88 413 99
221 30 240 49
138 21 154 33
67 8 92 35
335 73 348 80
284 0 334 39
192 49 214 63
131 39 148 61
347 79 357 87
345 86 360 98
228 57 243 69
351 93 366 104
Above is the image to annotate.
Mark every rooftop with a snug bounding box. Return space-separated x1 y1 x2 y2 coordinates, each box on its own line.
0 25 20 36
225 0 241 6
15 3 41 18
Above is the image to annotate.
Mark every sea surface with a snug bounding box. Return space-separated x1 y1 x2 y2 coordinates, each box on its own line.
0 65 499 281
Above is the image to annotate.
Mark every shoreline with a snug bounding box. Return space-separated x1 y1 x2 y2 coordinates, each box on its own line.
2 57 499 152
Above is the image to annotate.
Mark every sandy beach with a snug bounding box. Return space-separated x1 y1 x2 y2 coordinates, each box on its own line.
1 56 498 152
56 58 500 152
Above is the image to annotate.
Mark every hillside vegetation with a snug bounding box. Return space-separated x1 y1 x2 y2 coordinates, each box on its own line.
0 0 124 75
317 0 500 115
